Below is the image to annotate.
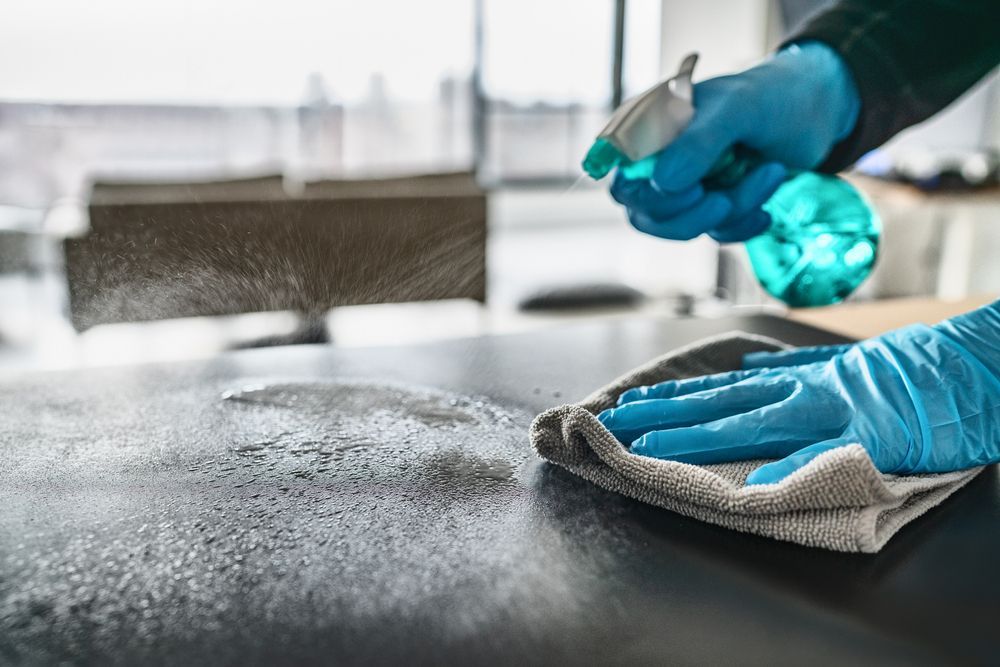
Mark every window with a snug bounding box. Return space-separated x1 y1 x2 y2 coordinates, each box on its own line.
478 0 661 184
0 0 476 206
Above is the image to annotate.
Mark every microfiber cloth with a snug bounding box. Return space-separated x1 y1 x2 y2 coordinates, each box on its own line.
530 332 983 553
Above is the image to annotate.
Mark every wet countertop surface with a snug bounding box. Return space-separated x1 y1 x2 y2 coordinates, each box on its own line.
1 314 998 665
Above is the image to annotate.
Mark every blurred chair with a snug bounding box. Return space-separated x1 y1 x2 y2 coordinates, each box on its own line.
64 171 487 341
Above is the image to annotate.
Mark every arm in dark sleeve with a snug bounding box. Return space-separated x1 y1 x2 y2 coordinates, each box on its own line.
785 0 1000 172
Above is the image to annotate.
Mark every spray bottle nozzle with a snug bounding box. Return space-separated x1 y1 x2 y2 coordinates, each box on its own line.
582 138 623 180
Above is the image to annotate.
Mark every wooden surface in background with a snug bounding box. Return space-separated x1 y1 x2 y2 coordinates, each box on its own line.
789 294 998 340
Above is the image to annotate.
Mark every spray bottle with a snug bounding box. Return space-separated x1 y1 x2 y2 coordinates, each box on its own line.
582 53 880 308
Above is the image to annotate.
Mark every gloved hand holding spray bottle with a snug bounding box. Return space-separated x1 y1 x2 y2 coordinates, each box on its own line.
582 45 880 307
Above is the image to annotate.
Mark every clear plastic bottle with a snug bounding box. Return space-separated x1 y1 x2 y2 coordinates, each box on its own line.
597 144 882 308
702 146 880 307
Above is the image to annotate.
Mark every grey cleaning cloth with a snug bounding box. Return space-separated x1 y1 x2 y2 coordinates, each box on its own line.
531 332 983 553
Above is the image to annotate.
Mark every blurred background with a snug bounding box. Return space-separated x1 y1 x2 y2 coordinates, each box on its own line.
0 0 997 370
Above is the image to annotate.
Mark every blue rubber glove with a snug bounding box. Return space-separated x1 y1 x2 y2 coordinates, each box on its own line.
610 41 860 243
598 302 1000 485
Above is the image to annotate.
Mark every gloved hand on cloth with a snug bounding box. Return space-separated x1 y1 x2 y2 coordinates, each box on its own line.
598 302 1000 485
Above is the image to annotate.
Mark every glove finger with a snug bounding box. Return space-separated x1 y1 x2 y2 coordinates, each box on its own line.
617 368 764 405
610 171 703 219
742 343 854 369
708 209 771 244
744 437 855 485
705 162 786 244
599 377 794 446
629 401 807 464
720 161 787 218
627 193 733 241
652 100 735 193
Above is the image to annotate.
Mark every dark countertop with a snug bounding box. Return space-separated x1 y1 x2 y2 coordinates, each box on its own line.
1 314 997 665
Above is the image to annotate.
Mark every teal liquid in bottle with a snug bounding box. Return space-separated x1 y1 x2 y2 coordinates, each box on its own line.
604 145 881 308
750 172 879 307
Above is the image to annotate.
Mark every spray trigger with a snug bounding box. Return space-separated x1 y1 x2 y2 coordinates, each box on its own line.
582 53 700 180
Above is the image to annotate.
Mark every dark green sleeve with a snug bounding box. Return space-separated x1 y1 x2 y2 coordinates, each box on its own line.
786 0 1000 173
